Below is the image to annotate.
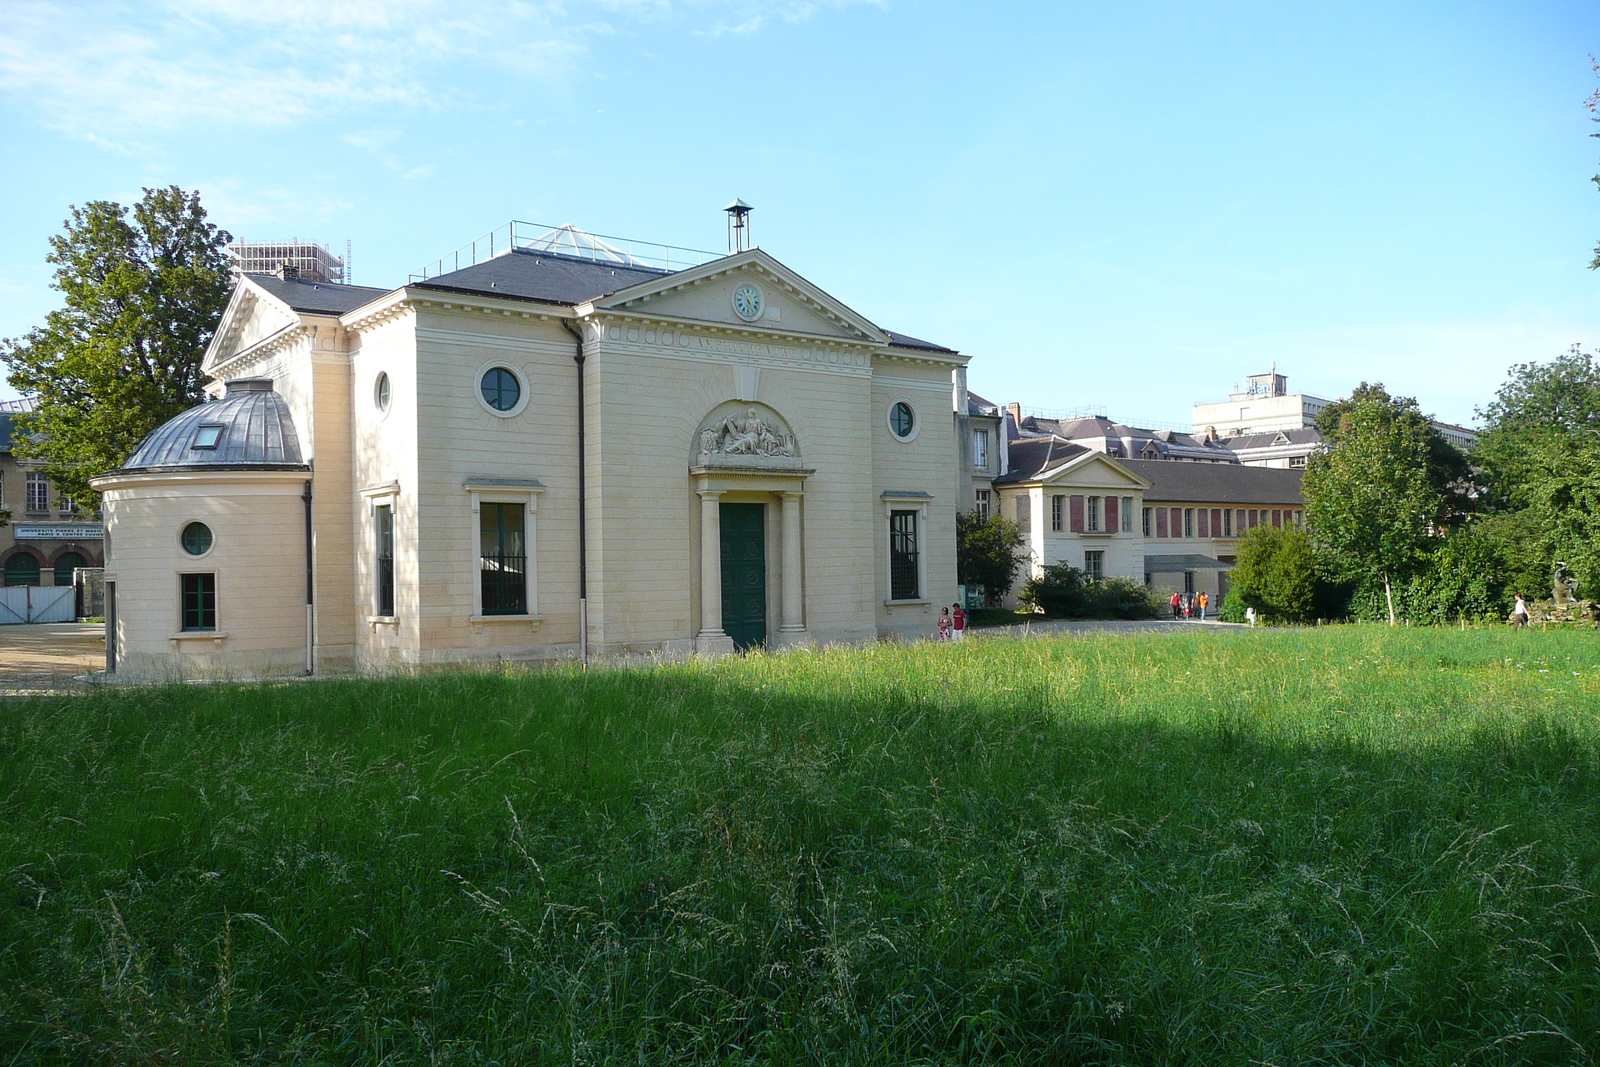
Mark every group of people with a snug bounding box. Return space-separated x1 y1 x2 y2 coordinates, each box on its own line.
1169 591 1210 622
937 603 969 641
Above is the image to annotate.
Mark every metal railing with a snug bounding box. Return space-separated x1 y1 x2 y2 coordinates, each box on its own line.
410 221 725 282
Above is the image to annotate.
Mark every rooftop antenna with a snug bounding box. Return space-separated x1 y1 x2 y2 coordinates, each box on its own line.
725 198 752 254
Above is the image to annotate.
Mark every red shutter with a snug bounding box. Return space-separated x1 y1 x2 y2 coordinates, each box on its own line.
1171 508 1183 537
1070 495 1085 533
1236 509 1246 534
1156 507 1168 537
1197 508 1209 538
1248 510 1258 529
1272 509 1282 528
1105 496 1118 533
1212 508 1222 537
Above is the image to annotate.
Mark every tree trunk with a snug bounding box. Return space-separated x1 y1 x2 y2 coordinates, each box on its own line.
1384 573 1396 626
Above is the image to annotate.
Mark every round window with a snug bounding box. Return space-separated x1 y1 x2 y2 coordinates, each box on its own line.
374 372 391 413
181 521 213 556
889 401 916 440
480 367 521 412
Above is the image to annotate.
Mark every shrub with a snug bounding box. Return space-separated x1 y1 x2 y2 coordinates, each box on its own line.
1232 524 1318 623
1019 563 1162 619
956 510 1026 606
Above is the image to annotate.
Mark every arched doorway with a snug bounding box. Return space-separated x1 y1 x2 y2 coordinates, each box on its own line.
54 551 88 588
4 554 41 587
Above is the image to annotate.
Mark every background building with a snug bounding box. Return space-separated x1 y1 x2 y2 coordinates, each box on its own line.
226 241 346 283
0 401 104 599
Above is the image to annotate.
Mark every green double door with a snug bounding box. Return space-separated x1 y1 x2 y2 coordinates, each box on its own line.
720 502 767 651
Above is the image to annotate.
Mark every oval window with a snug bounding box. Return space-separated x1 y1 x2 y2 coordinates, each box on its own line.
480 367 521 412
181 521 213 556
889 401 916 440
374 372 391 413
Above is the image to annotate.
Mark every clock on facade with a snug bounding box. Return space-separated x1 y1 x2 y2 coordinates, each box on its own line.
732 283 763 321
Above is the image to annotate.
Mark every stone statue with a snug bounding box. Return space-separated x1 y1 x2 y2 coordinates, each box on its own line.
1553 562 1580 606
698 408 796 458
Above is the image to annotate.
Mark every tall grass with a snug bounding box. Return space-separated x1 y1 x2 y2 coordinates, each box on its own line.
2 628 1599 1064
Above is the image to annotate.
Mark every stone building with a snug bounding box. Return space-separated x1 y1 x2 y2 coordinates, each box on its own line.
93 227 971 677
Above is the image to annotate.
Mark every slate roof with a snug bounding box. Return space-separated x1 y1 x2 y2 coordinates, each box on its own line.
883 330 957 354
112 379 309 474
1120 459 1303 505
1217 427 1322 450
404 248 958 352
411 248 671 306
245 274 390 316
968 390 1001 417
993 436 1092 483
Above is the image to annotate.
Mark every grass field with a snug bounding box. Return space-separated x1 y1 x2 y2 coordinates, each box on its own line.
3 627 1600 1065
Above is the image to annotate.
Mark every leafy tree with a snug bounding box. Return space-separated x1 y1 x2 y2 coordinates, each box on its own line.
956 509 1026 605
1473 346 1600 596
1316 381 1471 511
1229 524 1317 623
1303 390 1446 625
1 187 232 505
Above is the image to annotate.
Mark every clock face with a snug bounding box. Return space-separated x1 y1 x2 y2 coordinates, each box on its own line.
732 283 763 321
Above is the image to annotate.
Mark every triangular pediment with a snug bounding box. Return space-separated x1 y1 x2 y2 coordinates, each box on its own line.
202 278 304 376
1039 450 1152 490
582 249 889 345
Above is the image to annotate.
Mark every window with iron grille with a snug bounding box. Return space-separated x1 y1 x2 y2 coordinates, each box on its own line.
180 573 216 631
375 504 395 617
479 502 527 615
26 472 48 513
889 510 919 600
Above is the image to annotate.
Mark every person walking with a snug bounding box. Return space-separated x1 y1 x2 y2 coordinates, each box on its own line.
1510 595 1530 630
938 607 953 641
1198 591 1209 622
1171 592 1182 619
952 603 967 641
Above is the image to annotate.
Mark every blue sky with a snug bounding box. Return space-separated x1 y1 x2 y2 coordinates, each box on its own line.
1 0 1596 427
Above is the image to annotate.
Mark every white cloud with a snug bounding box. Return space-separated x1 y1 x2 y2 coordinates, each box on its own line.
0 0 882 143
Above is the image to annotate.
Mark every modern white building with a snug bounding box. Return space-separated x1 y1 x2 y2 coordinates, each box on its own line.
93 222 973 678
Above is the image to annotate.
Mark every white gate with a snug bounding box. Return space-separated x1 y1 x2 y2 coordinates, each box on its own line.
0 586 76 624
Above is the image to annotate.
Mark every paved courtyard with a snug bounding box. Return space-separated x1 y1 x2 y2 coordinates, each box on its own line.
0 622 105 694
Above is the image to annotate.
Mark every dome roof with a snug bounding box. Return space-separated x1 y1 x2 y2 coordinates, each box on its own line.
116 378 308 473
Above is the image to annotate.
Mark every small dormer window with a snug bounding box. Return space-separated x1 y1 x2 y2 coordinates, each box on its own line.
191 424 226 450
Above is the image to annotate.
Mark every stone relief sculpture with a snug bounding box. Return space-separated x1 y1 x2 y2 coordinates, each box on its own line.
698 408 797 458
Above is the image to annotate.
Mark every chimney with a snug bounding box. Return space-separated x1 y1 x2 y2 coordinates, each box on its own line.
1007 401 1022 425
276 260 300 280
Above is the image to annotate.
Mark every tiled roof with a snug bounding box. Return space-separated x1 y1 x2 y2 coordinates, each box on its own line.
246 274 391 316
1120 459 1303 505
112 379 308 473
